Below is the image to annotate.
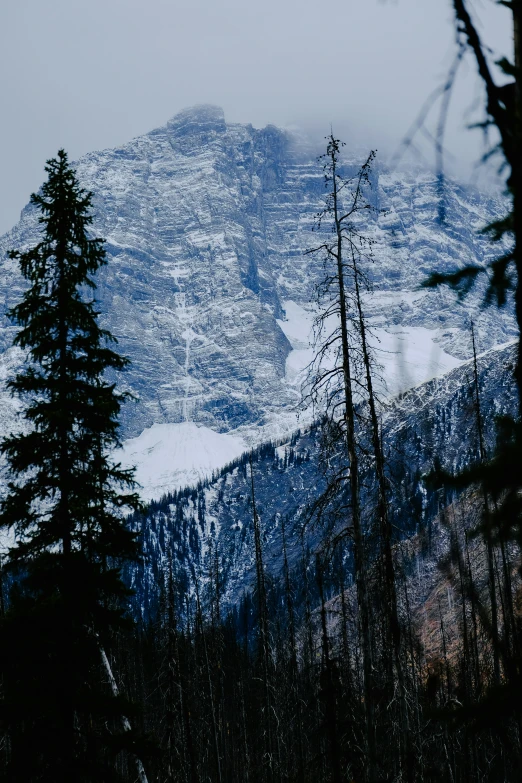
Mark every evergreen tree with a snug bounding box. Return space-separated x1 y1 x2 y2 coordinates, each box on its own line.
0 150 146 781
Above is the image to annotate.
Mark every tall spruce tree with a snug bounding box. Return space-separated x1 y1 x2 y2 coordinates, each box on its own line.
0 150 145 782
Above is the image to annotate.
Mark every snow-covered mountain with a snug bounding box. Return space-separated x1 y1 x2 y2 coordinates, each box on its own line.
0 105 515 497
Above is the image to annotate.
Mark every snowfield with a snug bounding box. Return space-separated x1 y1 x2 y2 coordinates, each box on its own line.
277 298 463 398
118 422 247 501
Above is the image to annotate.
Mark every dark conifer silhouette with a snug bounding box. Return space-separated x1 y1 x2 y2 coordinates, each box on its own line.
0 150 147 781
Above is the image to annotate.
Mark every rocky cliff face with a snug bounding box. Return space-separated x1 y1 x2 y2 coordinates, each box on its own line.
0 106 515 489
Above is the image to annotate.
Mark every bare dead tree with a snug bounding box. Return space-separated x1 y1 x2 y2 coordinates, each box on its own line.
305 137 378 779
249 454 276 782
194 575 222 783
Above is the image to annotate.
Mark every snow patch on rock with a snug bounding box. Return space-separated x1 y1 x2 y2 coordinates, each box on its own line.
277 298 462 399
118 422 247 501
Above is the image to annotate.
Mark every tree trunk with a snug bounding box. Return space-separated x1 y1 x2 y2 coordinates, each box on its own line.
99 646 149 783
471 322 501 684
330 143 376 780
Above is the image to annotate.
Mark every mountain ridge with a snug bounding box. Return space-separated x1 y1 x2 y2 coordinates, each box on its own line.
0 105 516 496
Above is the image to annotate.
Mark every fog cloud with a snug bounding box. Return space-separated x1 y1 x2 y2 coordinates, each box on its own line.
0 0 512 234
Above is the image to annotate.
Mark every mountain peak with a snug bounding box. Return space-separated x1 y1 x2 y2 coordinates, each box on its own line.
165 104 226 136
0 108 514 472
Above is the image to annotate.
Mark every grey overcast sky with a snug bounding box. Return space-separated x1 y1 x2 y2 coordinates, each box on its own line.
0 0 512 236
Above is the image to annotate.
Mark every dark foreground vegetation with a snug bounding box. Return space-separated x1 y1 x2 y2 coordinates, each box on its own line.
119 483 522 782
